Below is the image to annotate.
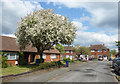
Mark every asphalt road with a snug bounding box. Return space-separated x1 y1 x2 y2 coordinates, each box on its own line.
48 61 116 82
9 61 117 83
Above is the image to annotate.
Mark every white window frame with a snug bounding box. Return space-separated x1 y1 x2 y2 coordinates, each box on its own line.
7 52 19 60
66 55 69 58
98 49 102 52
66 51 69 53
50 54 56 59
42 54 46 59
91 50 95 52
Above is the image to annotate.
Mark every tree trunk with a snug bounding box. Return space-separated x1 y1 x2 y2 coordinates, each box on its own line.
37 47 44 63
39 52 44 63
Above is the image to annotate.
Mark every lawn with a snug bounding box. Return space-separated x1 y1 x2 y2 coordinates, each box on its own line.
1 65 38 76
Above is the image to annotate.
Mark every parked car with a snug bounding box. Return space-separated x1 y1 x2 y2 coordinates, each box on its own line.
112 57 120 68
114 60 120 74
98 56 103 61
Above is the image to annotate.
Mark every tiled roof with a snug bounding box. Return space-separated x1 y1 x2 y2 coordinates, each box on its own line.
64 46 73 50
0 36 60 54
90 44 108 50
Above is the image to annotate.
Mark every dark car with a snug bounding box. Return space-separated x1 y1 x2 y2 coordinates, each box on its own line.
112 57 120 68
114 60 120 74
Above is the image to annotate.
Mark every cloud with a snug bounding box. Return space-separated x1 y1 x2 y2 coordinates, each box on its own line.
1 0 42 34
2 34 16 38
74 30 118 50
47 0 118 50
48 1 118 29
72 18 118 50
72 20 88 30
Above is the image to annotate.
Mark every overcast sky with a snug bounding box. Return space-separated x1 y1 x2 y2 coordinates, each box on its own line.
1 0 119 51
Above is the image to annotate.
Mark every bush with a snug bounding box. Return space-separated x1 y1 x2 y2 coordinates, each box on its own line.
63 58 71 62
9 62 13 67
0 52 8 68
63 58 76 63
71 60 75 63
93 57 97 60
18 52 28 66
31 61 65 71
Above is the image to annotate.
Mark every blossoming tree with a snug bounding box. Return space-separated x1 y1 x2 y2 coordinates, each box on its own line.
15 9 76 63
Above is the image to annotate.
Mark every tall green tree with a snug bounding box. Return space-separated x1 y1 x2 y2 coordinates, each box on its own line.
110 49 116 55
15 9 77 63
73 45 90 57
116 41 120 46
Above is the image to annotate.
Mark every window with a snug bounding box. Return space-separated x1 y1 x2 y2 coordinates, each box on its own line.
66 51 69 53
7 52 19 60
50 54 56 59
42 54 46 59
71 51 73 53
98 49 102 52
66 55 69 58
91 50 95 52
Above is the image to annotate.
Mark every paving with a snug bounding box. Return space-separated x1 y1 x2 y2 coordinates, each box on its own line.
48 61 116 82
7 61 117 83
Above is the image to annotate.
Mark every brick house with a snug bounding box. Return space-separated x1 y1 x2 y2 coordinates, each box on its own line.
0 36 60 66
89 44 109 60
63 46 77 60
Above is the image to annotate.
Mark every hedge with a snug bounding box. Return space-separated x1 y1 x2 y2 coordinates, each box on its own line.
63 58 75 63
31 61 65 71
0 52 8 68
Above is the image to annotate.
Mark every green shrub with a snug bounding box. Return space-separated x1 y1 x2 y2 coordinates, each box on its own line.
31 61 65 71
71 60 75 63
9 62 13 67
0 52 8 68
93 58 97 60
63 58 71 62
18 52 28 66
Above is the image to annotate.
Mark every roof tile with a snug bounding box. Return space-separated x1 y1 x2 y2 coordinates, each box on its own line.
0 36 60 54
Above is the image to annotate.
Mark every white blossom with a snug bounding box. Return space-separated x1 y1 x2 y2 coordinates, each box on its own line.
15 8 76 53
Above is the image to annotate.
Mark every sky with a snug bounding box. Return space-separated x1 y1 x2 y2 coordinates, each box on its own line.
0 0 119 51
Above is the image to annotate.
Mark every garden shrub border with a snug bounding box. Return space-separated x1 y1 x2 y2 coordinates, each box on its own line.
31 60 65 71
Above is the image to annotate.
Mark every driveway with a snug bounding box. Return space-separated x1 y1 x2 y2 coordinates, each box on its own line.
8 61 118 83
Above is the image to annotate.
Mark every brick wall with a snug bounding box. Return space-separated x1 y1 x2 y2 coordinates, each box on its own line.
91 49 109 59
7 60 18 66
34 53 60 62
64 50 76 60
